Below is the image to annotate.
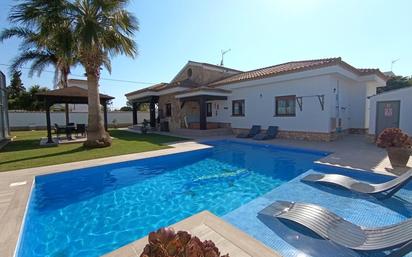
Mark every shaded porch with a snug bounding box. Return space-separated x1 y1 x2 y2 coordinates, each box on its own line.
176 87 231 130
36 86 114 144
130 95 159 129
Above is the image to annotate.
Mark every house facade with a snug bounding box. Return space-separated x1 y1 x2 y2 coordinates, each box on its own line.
0 71 10 143
126 58 387 141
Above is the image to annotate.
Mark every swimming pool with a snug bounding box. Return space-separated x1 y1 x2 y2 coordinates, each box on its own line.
17 140 328 257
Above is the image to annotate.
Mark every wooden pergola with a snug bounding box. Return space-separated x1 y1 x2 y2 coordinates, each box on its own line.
37 86 114 144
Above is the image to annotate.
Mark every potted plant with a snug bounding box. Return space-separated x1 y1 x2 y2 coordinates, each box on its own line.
140 227 229 257
377 128 412 167
141 119 150 134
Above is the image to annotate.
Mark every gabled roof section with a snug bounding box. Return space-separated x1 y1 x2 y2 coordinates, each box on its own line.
209 57 387 86
170 60 241 83
188 61 242 73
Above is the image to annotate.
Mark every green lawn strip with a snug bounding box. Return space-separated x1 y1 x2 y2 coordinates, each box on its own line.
0 130 186 172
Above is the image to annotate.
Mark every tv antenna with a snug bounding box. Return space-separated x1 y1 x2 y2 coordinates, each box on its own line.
391 58 400 71
220 49 231 66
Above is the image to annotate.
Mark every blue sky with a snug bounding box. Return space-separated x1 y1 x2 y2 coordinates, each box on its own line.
0 0 410 108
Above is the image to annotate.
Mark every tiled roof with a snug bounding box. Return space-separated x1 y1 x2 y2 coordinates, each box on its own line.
125 79 202 97
37 86 114 99
188 61 242 73
210 58 387 86
182 86 231 94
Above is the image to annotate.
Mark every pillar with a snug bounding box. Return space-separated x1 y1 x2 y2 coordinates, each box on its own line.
132 102 138 125
103 102 108 131
45 103 53 143
149 99 156 128
199 96 207 130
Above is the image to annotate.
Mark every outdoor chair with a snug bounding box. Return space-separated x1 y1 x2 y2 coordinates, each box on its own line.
237 125 261 138
54 123 66 140
258 201 412 257
76 124 87 137
253 126 278 140
301 169 412 199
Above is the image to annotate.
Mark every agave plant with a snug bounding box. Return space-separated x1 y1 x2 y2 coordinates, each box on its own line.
140 227 230 257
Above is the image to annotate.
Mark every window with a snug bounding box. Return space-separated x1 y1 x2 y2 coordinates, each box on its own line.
275 95 296 116
232 100 245 116
206 103 212 117
165 103 172 117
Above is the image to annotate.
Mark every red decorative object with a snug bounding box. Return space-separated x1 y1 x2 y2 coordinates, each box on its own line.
377 128 412 168
140 227 230 257
376 128 412 149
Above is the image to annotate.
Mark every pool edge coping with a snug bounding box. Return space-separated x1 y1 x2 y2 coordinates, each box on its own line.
102 210 281 257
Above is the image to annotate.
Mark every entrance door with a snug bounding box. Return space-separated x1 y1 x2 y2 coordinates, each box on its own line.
376 101 400 136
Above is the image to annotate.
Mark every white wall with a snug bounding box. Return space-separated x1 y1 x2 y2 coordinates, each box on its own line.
207 75 335 133
206 72 383 133
9 111 149 129
369 87 412 135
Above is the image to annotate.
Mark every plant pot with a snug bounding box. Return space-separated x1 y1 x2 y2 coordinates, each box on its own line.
387 147 412 168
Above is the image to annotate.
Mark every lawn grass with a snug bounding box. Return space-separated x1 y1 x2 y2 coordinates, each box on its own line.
0 130 186 172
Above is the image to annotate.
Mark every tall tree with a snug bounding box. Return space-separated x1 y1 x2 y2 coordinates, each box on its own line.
70 0 138 148
377 75 412 93
0 0 77 124
7 70 25 98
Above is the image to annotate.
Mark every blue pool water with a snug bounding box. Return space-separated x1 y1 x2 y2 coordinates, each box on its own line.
17 140 327 257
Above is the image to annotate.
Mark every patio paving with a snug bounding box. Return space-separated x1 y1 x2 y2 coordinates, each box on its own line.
150 130 411 176
103 211 280 257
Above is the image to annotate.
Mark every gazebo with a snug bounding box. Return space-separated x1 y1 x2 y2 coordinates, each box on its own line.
36 86 114 144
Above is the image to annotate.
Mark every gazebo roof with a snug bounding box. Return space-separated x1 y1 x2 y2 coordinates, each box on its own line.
37 86 114 104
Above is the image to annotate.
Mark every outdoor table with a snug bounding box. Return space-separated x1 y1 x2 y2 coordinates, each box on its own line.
61 125 76 140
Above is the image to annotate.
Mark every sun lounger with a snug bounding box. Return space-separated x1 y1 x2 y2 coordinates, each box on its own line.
301 169 412 199
253 126 278 140
258 200 412 256
237 125 261 138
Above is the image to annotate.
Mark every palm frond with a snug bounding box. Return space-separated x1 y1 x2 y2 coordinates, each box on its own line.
0 27 36 42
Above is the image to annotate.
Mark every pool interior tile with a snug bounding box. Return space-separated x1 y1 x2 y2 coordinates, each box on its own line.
223 168 412 257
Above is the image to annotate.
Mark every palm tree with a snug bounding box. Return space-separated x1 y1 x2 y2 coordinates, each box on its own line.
0 0 76 124
70 0 138 148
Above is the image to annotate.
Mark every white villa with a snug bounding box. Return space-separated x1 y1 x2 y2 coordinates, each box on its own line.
125 58 387 141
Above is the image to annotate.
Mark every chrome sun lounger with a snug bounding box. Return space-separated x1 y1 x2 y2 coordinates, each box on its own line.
258 201 412 257
301 169 412 199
